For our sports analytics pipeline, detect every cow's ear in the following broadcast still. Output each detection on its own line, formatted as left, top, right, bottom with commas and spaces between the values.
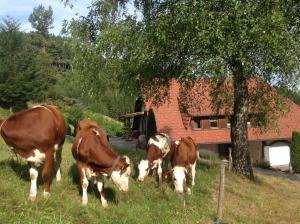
122, 155, 130, 165
184, 168, 189, 176
184, 168, 191, 181
120, 161, 131, 176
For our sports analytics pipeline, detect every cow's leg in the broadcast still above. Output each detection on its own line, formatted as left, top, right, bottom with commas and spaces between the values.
185, 169, 192, 195
96, 176, 108, 208
42, 150, 54, 198
28, 166, 38, 201
79, 166, 89, 206
191, 162, 196, 186
157, 162, 162, 185
55, 147, 62, 182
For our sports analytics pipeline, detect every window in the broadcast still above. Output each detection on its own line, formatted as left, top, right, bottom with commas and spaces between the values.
193, 116, 225, 129
194, 119, 201, 129
209, 119, 218, 129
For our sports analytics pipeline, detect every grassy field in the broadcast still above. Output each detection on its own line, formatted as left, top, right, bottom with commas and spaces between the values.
0, 139, 218, 224
0, 138, 300, 223
221, 172, 300, 223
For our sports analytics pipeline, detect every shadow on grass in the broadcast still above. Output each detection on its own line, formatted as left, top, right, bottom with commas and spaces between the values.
0, 160, 28, 180
0, 159, 50, 186
132, 162, 139, 180
68, 163, 118, 204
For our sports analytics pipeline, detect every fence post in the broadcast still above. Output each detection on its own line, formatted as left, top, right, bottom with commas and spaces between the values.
217, 160, 227, 221
228, 147, 232, 172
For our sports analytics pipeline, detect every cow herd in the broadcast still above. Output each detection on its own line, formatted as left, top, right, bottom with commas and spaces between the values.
0, 104, 198, 208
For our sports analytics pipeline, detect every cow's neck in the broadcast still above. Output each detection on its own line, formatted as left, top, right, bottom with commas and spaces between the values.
90, 156, 123, 176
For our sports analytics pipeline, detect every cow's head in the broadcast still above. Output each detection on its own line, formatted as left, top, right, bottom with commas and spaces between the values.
137, 160, 150, 182
111, 156, 131, 192
172, 166, 187, 193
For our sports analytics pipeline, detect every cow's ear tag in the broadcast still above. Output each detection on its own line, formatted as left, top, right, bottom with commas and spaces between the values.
92, 129, 99, 136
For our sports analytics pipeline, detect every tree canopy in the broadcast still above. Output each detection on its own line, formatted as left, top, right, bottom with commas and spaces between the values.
61, 0, 300, 177
103, 0, 300, 178
29, 4, 54, 37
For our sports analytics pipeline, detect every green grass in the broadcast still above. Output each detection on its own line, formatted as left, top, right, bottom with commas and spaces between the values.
0, 139, 218, 224
1, 104, 124, 137
82, 110, 124, 137
0, 107, 10, 118
1, 138, 300, 224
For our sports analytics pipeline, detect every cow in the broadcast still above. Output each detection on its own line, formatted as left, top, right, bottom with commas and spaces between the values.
138, 133, 171, 184
166, 137, 197, 194
72, 119, 131, 208
0, 105, 66, 201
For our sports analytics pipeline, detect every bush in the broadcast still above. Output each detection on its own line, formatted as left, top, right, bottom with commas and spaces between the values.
257, 161, 270, 169
291, 131, 300, 173
65, 107, 83, 136
12, 101, 28, 112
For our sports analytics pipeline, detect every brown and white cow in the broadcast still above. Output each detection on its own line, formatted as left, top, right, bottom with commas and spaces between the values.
168, 137, 197, 194
0, 105, 66, 201
138, 133, 171, 184
72, 119, 131, 208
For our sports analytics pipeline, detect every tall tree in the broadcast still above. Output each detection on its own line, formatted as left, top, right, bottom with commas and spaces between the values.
28, 4, 54, 37
112, 0, 300, 179
63, 0, 136, 118
0, 17, 35, 110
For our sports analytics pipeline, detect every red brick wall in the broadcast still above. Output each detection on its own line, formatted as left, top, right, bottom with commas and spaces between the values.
146, 80, 300, 144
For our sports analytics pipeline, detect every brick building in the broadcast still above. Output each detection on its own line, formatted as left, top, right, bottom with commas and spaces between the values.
130, 80, 300, 169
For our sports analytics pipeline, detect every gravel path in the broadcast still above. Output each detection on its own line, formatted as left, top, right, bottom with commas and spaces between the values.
254, 167, 300, 182
110, 137, 137, 150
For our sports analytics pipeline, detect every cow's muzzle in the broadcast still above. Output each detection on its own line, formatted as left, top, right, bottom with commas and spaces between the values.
175, 189, 184, 194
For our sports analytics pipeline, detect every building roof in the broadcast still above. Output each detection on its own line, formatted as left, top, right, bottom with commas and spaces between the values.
145, 80, 300, 144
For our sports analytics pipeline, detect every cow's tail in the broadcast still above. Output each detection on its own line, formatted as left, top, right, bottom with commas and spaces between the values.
0, 119, 5, 136
196, 150, 200, 162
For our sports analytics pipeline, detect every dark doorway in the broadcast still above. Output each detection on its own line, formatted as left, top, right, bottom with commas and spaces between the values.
218, 143, 231, 159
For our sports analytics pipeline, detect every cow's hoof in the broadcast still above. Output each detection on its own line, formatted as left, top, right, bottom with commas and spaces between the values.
43, 191, 51, 199
186, 188, 191, 195
56, 176, 61, 182
28, 194, 36, 202
82, 199, 88, 206
102, 201, 108, 208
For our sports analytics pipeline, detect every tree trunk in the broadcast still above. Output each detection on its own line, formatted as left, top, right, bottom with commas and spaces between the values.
231, 66, 254, 180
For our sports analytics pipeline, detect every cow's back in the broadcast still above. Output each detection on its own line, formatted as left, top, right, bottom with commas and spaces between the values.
76, 119, 109, 147
171, 137, 197, 167
1, 105, 65, 152
72, 127, 118, 174
43, 105, 66, 144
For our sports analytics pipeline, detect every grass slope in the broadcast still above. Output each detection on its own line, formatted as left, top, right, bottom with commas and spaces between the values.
221, 172, 300, 223
0, 139, 218, 224
0, 105, 124, 137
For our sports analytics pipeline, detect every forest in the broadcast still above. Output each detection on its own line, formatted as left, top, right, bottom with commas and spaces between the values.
0, 3, 136, 123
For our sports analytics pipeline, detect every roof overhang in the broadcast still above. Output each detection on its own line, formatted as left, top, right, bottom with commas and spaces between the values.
119, 111, 146, 119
